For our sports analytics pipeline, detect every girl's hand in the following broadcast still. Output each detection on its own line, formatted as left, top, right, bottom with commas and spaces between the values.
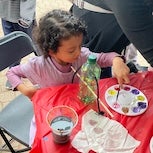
112, 56, 130, 86
16, 83, 39, 99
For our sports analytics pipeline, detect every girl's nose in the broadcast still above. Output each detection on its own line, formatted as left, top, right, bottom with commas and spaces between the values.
75, 49, 81, 58
76, 46, 81, 55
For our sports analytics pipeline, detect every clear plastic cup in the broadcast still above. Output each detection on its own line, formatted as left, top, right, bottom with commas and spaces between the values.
46, 105, 78, 144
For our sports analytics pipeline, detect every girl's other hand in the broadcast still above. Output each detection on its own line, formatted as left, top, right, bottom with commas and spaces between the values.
17, 84, 39, 99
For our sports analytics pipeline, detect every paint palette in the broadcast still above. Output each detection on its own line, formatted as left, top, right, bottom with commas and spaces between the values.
105, 84, 148, 116
150, 137, 153, 153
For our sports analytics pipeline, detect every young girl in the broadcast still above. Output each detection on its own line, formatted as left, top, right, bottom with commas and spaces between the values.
6, 9, 130, 99
6, 9, 130, 146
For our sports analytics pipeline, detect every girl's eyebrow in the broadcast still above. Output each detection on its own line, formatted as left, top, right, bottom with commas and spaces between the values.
67, 46, 75, 50
61, 45, 76, 51
65, 48, 75, 53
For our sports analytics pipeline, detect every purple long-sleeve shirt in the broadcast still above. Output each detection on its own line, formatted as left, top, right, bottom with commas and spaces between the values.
6, 47, 118, 89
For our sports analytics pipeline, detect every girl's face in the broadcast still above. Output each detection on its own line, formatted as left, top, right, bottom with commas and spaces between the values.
49, 34, 83, 65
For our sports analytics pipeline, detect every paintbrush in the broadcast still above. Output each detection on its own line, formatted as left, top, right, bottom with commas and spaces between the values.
116, 85, 120, 102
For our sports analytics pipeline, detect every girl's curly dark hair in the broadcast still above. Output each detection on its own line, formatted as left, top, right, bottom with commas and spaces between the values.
33, 9, 87, 57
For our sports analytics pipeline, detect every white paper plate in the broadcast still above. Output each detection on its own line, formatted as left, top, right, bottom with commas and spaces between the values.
150, 137, 153, 153
105, 84, 148, 116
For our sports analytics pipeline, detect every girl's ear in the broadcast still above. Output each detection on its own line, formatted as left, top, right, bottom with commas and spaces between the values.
48, 49, 55, 57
